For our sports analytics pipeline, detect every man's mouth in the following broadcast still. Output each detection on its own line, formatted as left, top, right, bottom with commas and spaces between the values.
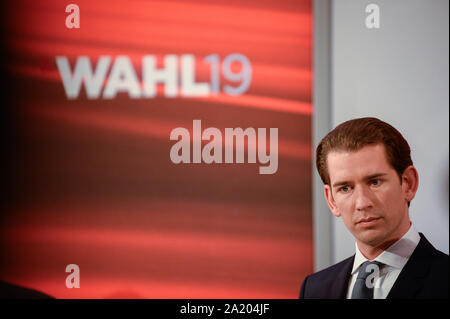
356, 217, 381, 227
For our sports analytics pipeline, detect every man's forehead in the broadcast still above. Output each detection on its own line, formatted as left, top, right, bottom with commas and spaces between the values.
326, 144, 393, 182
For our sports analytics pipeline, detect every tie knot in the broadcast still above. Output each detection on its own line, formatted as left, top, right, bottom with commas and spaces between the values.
351, 260, 384, 299
357, 260, 383, 280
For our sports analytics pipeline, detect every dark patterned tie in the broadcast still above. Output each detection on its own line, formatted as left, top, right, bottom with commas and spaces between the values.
351, 261, 382, 299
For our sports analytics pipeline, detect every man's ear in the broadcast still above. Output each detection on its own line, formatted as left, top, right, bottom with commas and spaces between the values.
324, 185, 341, 217
402, 165, 419, 203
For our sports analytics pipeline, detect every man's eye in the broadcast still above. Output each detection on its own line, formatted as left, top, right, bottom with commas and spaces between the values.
339, 186, 350, 193
371, 179, 381, 186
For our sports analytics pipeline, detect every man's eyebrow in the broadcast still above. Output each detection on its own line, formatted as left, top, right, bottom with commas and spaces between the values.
331, 173, 388, 188
332, 180, 350, 188
364, 173, 388, 181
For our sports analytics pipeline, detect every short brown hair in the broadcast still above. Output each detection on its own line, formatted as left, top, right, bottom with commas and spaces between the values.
316, 117, 413, 185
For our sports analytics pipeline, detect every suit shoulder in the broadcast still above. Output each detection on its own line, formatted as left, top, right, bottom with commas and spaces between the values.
433, 248, 449, 260
419, 234, 449, 268
416, 238, 449, 298
301, 255, 354, 290
307, 255, 354, 282
430, 247, 449, 271
299, 256, 354, 299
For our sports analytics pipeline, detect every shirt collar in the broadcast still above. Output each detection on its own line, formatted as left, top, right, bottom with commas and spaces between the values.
351, 224, 421, 275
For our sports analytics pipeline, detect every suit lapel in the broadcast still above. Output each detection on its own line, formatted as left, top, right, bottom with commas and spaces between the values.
387, 233, 432, 299
330, 255, 354, 299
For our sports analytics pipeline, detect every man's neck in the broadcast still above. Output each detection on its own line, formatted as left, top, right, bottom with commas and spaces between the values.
357, 239, 397, 260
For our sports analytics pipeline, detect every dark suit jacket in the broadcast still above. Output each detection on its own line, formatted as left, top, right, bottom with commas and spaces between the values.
300, 233, 449, 299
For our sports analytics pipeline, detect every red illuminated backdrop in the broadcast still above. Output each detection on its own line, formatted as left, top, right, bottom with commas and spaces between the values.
0, 0, 313, 298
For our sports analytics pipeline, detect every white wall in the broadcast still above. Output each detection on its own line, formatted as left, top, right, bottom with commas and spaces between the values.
324, 0, 449, 264
313, 0, 333, 272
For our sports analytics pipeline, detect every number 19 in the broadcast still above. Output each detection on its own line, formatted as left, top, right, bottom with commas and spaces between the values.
204, 53, 252, 95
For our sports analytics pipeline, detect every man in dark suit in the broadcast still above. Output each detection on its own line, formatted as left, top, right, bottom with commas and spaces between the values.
300, 117, 448, 299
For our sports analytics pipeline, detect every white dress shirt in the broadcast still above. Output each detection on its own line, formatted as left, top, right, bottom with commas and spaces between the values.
346, 224, 421, 299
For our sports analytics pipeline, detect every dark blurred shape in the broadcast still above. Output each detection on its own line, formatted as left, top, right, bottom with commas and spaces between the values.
0, 280, 53, 299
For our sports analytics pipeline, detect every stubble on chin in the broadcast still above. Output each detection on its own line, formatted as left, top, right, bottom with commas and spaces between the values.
354, 227, 386, 248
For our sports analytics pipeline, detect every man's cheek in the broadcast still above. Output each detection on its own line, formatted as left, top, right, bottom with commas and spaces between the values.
342, 215, 354, 230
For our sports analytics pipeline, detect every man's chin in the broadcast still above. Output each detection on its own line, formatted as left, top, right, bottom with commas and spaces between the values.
355, 229, 385, 247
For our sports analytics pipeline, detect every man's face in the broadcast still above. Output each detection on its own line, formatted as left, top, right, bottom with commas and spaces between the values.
324, 144, 417, 249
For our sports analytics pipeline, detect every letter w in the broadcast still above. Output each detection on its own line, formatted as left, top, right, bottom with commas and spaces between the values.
56, 56, 111, 99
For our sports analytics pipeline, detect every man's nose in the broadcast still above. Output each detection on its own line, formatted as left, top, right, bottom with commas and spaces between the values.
354, 185, 374, 211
